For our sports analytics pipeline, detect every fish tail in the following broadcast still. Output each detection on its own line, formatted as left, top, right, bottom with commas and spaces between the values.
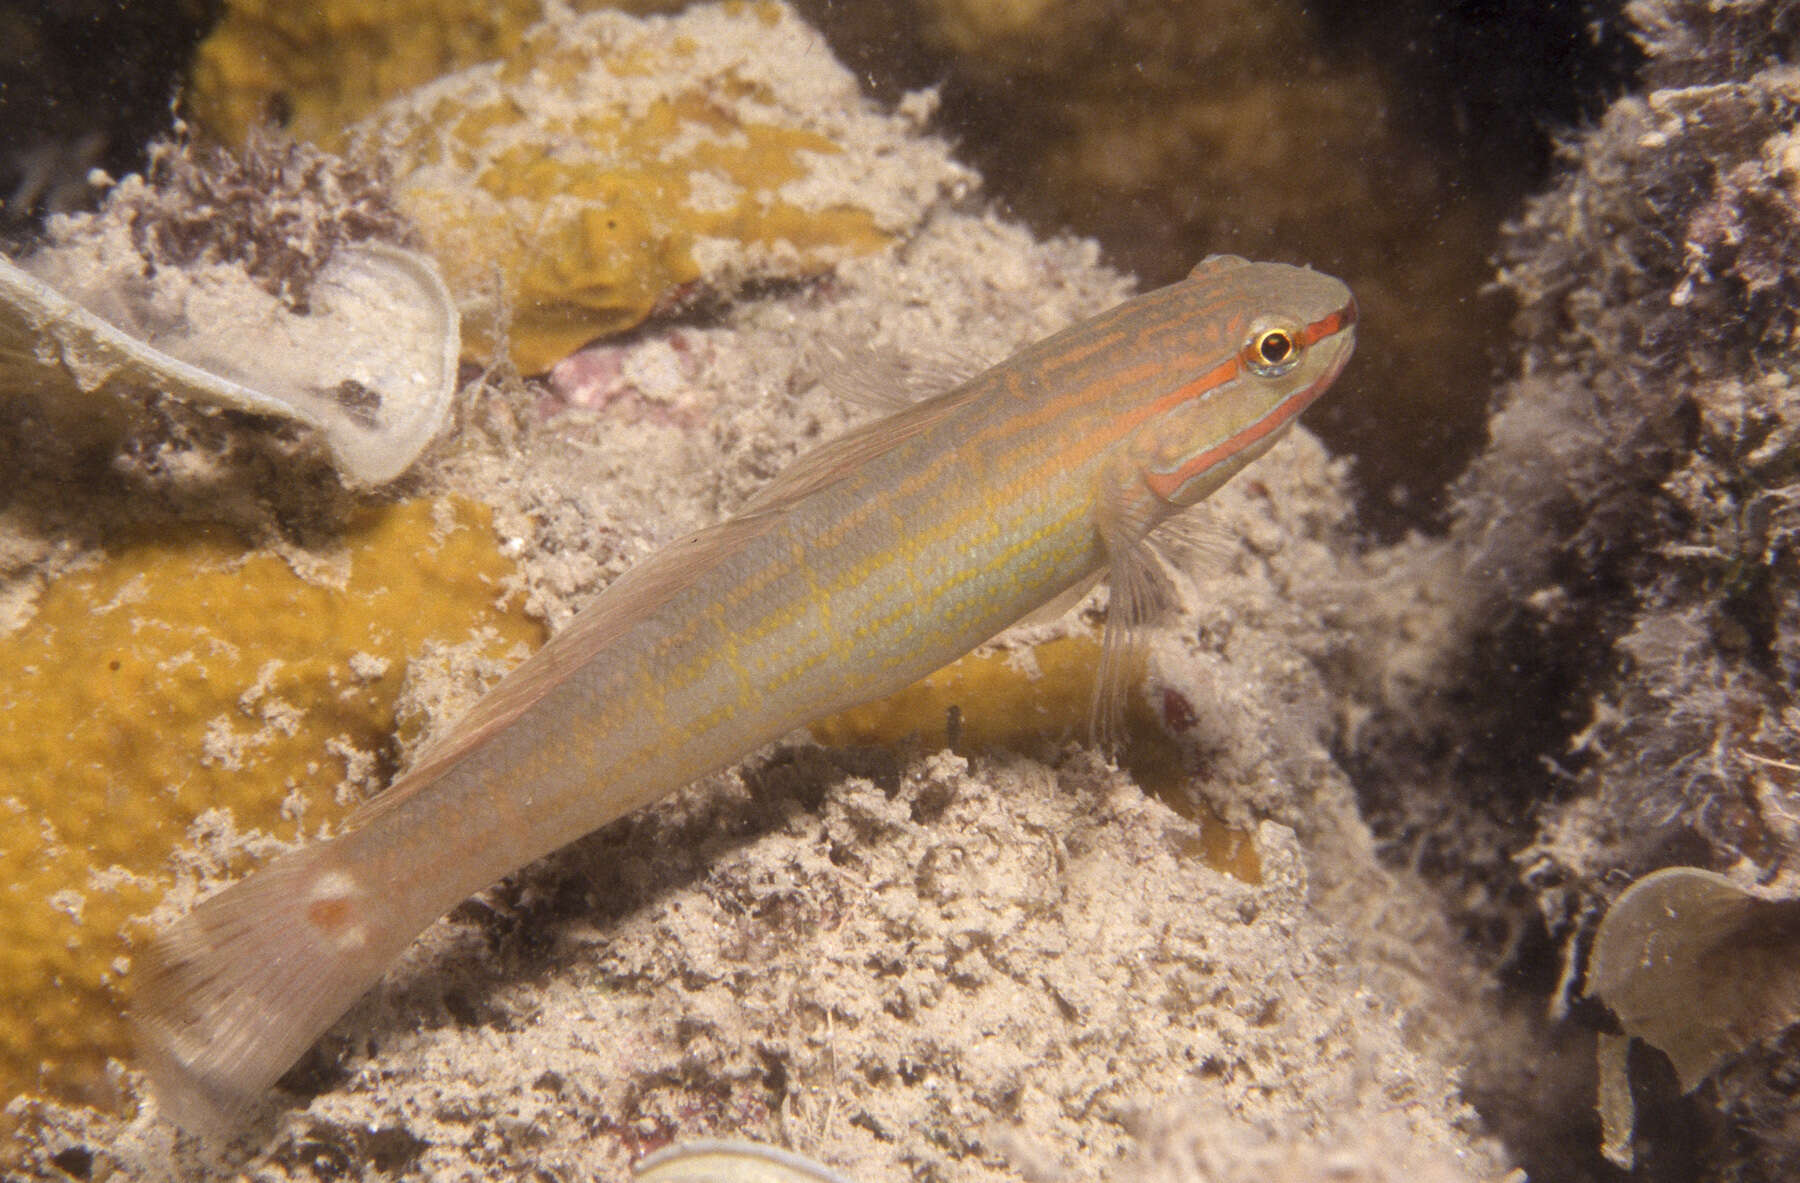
131, 841, 402, 1133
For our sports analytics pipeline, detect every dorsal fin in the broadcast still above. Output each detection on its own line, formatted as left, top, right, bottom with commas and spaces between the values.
741, 381, 985, 515
819, 340, 996, 413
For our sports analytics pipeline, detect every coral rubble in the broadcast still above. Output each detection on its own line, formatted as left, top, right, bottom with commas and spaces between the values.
1339, 0, 1800, 1175
351, 2, 975, 373
5, 3, 1517, 1178
9, 192, 1506, 1177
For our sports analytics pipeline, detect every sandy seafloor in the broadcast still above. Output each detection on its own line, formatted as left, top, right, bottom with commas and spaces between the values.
3, 10, 1520, 1181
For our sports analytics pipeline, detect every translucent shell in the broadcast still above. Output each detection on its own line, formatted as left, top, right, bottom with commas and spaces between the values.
634, 1140, 856, 1183
0, 241, 459, 484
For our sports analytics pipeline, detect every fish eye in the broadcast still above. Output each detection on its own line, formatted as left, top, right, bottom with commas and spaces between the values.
1243, 324, 1301, 377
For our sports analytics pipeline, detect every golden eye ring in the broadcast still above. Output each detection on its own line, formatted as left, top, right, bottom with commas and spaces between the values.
1243, 325, 1301, 377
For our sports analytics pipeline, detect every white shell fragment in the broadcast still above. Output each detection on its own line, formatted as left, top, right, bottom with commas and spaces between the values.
1588, 864, 1800, 1167
633, 1140, 856, 1183
0, 241, 459, 484
1589, 864, 1800, 1093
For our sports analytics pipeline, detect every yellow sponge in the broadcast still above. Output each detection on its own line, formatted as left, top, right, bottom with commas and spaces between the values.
355, 3, 906, 372
0, 497, 542, 1115
186, 0, 682, 147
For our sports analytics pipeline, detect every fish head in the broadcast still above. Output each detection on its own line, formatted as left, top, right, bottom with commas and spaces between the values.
1134, 258, 1356, 509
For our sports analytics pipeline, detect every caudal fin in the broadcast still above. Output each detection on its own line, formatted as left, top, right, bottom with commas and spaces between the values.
131, 843, 402, 1133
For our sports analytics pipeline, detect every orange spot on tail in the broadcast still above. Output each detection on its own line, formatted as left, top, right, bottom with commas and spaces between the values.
307, 897, 354, 932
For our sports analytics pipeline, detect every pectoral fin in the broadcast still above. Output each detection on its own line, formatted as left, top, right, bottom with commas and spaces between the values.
1091, 476, 1166, 752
